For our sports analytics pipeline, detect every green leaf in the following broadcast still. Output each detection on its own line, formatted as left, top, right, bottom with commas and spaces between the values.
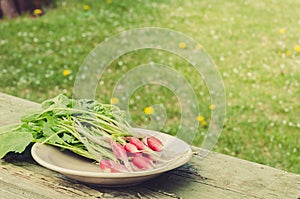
62, 133, 79, 144
41, 94, 74, 109
0, 130, 33, 159
42, 123, 64, 145
20, 109, 43, 122
0, 124, 21, 135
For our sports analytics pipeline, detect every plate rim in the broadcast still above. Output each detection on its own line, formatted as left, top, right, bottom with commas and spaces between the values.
31, 128, 192, 179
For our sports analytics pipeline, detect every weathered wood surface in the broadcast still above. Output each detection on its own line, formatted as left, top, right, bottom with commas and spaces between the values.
0, 92, 299, 199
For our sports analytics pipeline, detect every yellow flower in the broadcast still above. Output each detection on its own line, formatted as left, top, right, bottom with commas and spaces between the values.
197, 116, 205, 122
201, 120, 207, 127
63, 69, 71, 76
110, 97, 119, 104
209, 104, 215, 110
144, 106, 154, 115
194, 44, 202, 50
294, 45, 300, 52
83, 5, 90, 11
33, 9, 43, 15
285, 50, 292, 57
279, 28, 286, 34
179, 42, 186, 49
106, 0, 112, 4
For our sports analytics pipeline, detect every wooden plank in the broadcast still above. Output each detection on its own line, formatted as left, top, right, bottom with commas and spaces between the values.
0, 92, 300, 199
0, 154, 253, 199
0, 93, 39, 126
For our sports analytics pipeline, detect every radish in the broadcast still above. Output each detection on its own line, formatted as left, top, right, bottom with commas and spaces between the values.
147, 136, 164, 151
111, 141, 132, 171
99, 159, 128, 173
129, 137, 146, 150
132, 156, 154, 170
124, 143, 139, 153
111, 141, 127, 160
99, 159, 112, 172
129, 162, 141, 172
109, 161, 128, 172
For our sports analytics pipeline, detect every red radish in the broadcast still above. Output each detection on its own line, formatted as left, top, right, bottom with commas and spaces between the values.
129, 162, 141, 172
147, 136, 164, 151
109, 161, 128, 173
129, 137, 146, 150
111, 141, 127, 160
132, 156, 154, 170
124, 143, 139, 153
99, 159, 112, 172
99, 159, 128, 173
111, 141, 132, 171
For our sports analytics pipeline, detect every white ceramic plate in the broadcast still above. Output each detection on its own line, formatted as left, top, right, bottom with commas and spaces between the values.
31, 128, 192, 187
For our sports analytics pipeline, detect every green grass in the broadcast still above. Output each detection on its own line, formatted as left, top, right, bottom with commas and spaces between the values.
0, 0, 299, 174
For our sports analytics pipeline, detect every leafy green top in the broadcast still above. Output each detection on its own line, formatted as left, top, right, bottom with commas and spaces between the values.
0, 94, 136, 162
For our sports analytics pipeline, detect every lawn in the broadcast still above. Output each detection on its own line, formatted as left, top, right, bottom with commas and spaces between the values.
0, 0, 299, 174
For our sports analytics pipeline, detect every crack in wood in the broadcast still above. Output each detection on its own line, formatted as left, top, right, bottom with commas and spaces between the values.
156, 190, 181, 198
137, 192, 143, 199
142, 184, 181, 199
137, 192, 155, 199
12, 172, 31, 180
172, 163, 209, 181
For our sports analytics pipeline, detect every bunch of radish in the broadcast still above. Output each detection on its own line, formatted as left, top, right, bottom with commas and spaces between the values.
0, 94, 172, 173
100, 136, 165, 172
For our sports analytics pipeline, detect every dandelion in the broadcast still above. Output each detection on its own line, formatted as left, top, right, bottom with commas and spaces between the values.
285, 50, 292, 57
144, 106, 154, 115
33, 9, 43, 15
197, 116, 207, 127
179, 42, 186, 49
110, 97, 119, 104
194, 44, 202, 50
294, 45, 300, 52
83, 5, 90, 11
201, 120, 207, 127
209, 104, 215, 110
63, 69, 71, 76
106, 0, 112, 4
197, 116, 205, 122
279, 28, 286, 34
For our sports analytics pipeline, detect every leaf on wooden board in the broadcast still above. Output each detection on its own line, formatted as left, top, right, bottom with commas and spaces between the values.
0, 130, 33, 159
0, 124, 20, 135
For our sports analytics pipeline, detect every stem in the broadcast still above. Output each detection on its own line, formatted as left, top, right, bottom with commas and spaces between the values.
75, 116, 122, 135
41, 129, 64, 144
75, 120, 117, 161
